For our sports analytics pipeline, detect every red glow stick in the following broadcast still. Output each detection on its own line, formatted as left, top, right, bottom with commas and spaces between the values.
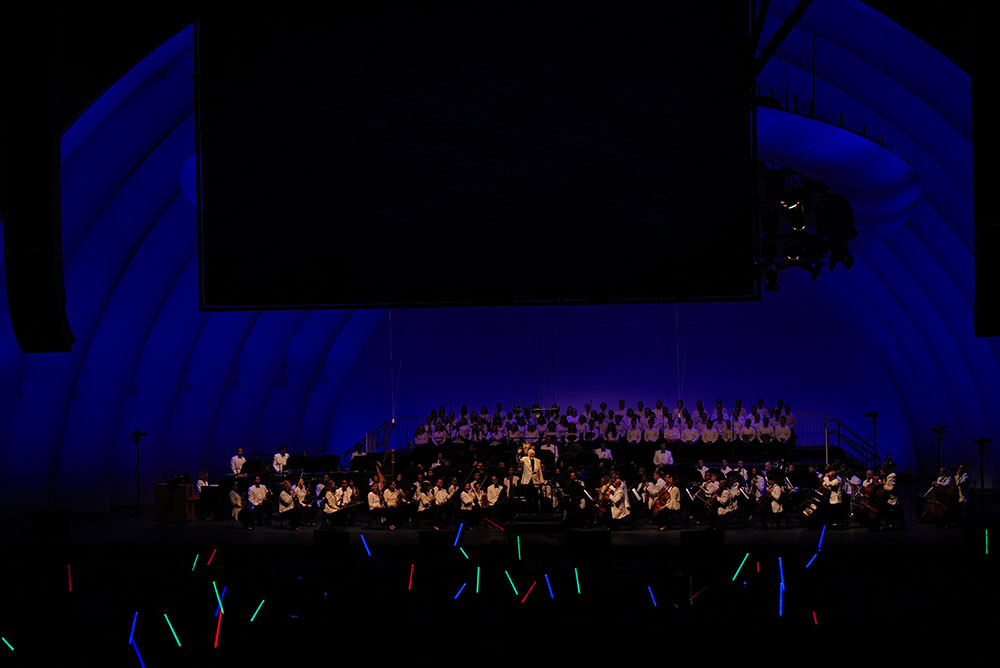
214, 607, 222, 648
689, 585, 709, 601
813, 611, 818, 624
756, 561, 760, 573
67, 564, 72, 592
484, 517, 506, 532
408, 564, 414, 591
521, 581, 536, 604
207, 549, 217, 566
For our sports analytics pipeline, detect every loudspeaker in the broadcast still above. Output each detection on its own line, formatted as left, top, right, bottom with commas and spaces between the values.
1, 12, 74, 352
565, 528, 610, 548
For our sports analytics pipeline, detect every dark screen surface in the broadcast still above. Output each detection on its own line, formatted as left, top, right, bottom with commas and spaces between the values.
196, 1, 755, 309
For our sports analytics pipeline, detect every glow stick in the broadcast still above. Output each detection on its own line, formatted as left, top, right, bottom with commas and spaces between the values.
213, 607, 222, 648
215, 586, 227, 617
2, 638, 13, 651
484, 518, 506, 531
164, 613, 181, 647
212, 581, 224, 615
778, 582, 783, 617
251, 599, 265, 622
505, 570, 519, 596
192, 553, 199, 572
129, 611, 137, 645
67, 564, 72, 592
689, 585, 709, 601
133, 641, 146, 668
805, 553, 818, 569
517, 536, 521, 560
361, 533, 372, 557
545, 574, 554, 599
647, 586, 657, 607
476, 566, 480, 594
408, 564, 414, 591
521, 581, 536, 604
207, 548, 217, 566
459, 547, 469, 560
987, 529, 989, 555
818, 525, 826, 551
575, 568, 581, 594
454, 523, 464, 546
732, 552, 749, 581
813, 611, 818, 624
778, 557, 784, 586
454, 583, 467, 600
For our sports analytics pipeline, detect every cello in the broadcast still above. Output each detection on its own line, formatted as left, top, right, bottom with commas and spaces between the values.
856, 474, 886, 529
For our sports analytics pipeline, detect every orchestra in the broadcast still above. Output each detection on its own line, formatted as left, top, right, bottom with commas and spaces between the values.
200, 399, 974, 538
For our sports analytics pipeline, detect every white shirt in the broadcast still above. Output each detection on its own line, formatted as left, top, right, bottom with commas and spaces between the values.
643, 428, 660, 443
272, 452, 289, 473
230, 455, 246, 475
769, 484, 784, 514
384, 488, 401, 507
229, 490, 243, 519
433, 487, 451, 506
645, 479, 667, 508
368, 490, 384, 509
322, 490, 338, 514
717, 488, 736, 515
609, 485, 629, 520
701, 428, 719, 444
333, 487, 353, 509
541, 442, 559, 461
278, 490, 295, 513
653, 449, 674, 467
662, 427, 681, 442
595, 447, 613, 460
823, 476, 843, 504
487, 483, 504, 506
680, 428, 699, 443
248, 483, 268, 506
197, 479, 210, 494
775, 425, 792, 442
740, 427, 758, 442
292, 484, 309, 505
696, 465, 709, 480
460, 491, 475, 511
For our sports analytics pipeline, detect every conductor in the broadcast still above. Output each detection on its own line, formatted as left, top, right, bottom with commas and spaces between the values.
520, 447, 545, 512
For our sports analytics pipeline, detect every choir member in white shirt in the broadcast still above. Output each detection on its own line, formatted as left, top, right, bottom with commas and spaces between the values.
229, 482, 253, 529
430, 427, 448, 447
413, 426, 430, 446
757, 418, 775, 445
540, 438, 559, 463
653, 399, 664, 418
230, 448, 247, 476
626, 419, 642, 445
643, 422, 660, 445
673, 399, 684, 420
701, 421, 719, 446
272, 445, 290, 474
774, 416, 792, 445
653, 445, 674, 468
739, 419, 758, 444
781, 405, 795, 429
524, 424, 540, 445
680, 420, 700, 445
278, 480, 302, 530
662, 419, 681, 445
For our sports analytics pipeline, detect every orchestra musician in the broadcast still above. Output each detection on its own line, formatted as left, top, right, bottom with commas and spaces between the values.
368, 482, 385, 528
247, 475, 271, 527
822, 467, 844, 526
229, 481, 253, 530
277, 480, 302, 531
292, 478, 313, 527
655, 473, 683, 531
230, 447, 247, 476
383, 480, 403, 531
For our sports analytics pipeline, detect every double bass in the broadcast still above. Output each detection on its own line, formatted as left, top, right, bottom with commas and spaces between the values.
856, 475, 886, 528
920, 471, 958, 525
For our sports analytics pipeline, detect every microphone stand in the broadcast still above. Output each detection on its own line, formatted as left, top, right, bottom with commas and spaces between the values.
931, 426, 948, 473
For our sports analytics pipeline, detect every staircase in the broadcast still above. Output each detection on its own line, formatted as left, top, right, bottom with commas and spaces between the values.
825, 417, 885, 471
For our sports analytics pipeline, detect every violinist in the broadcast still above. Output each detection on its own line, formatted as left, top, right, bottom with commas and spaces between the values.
278, 480, 302, 531
656, 473, 683, 531
760, 473, 784, 530
608, 476, 629, 529
459, 483, 476, 529
384, 480, 402, 531
821, 468, 844, 527
368, 482, 385, 528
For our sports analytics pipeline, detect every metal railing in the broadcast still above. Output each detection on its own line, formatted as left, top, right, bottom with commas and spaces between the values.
339, 416, 423, 460
825, 417, 882, 471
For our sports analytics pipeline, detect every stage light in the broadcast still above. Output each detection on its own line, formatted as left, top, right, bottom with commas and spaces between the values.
164, 613, 181, 647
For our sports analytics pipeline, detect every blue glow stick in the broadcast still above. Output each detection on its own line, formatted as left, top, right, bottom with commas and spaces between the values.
133, 641, 147, 668
361, 533, 372, 557
778, 557, 784, 586
545, 574, 554, 599
778, 582, 783, 617
129, 611, 137, 645
212, 581, 224, 615
805, 553, 818, 569
732, 552, 749, 581
648, 586, 657, 607
454, 583, 467, 600
454, 523, 463, 547
215, 586, 227, 616
818, 525, 826, 551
